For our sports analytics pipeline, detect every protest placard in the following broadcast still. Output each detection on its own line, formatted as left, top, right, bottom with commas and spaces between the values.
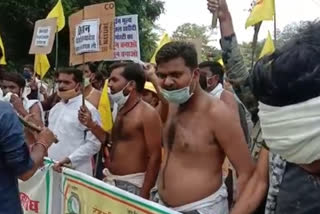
29, 18, 57, 54
19, 160, 53, 214
69, 2, 115, 66
74, 19, 100, 55
18, 159, 179, 214
62, 168, 179, 214
114, 15, 140, 61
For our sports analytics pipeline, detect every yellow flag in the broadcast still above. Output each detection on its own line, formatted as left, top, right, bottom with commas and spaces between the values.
245, 0, 275, 29
0, 33, 6, 65
259, 31, 275, 59
34, 54, 50, 79
47, 0, 65, 32
217, 58, 224, 67
150, 33, 171, 64
98, 80, 113, 132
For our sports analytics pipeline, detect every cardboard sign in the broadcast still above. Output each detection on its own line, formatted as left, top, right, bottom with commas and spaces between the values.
74, 19, 100, 55
114, 15, 140, 61
29, 18, 57, 54
69, 2, 115, 66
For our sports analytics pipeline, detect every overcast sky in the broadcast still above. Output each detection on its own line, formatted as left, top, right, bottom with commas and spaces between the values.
156, 0, 320, 47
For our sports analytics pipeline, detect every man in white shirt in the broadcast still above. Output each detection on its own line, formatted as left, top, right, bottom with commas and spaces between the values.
48, 68, 101, 176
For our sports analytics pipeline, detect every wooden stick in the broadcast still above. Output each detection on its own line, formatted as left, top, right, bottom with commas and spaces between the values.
18, 114, 58, 143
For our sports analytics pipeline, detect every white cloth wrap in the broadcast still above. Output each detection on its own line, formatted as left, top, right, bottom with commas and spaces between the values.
103, 168, 145, 188
258, 96, 320, 164
158, 183, 228, 214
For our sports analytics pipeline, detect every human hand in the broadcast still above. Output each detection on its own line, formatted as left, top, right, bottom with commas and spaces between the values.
53, 158, 71, 173
40, 85, 47, 95
207, 0, 229, 21
78, 105, 94, 128
10, 94, 26, 115
143, 63, 157, 81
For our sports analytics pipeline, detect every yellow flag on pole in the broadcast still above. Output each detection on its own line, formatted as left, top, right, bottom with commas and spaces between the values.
47, 0, 65, 32
150, 33, 171, 64
245, 0, 275, 29
217, 58, 224, 67
0, 33, 6, 65
259, 31, 275, 59
34, 54, 50, 79
98, 80, 113, 132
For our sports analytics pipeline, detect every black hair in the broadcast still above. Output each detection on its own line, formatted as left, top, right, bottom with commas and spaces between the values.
121, 63, 146, 93
251, 20, 320, 107
109, 62, 130, 72
156, 41, 198, 69
87, 62, 98, 73
109, 62, 146, 92
58, 68, 83, 84
1, 72, 26, 88
199, 61, 224, 84
94, 71, 105, 82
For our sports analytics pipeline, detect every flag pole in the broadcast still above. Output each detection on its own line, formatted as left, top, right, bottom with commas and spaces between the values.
273, 0, 277, 46
53, 32, 59, 93
81, 8, 86, 107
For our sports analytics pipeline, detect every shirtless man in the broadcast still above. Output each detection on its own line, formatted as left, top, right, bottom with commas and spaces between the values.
0, 72, 44, 146
147, 41, 254, 213
78, 62, 162, 199
78, 63, 101, 109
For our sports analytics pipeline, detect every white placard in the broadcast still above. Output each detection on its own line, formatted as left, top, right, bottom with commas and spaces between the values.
74, 19, 100, 55
35, 26, 51, 47
114, 15, 140, 61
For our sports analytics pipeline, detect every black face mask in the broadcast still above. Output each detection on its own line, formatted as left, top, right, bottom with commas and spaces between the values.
199, 74, 207, 90
23, 70, 32, 81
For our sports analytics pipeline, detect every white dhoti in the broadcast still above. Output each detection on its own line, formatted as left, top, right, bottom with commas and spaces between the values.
103, 168, 145, 196
156, 184, 229, 214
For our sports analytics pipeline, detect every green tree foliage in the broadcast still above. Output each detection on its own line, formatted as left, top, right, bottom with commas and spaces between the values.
238, 41, 264, 70
172, 23, 221, 62
276, 21, 309, 49
0, 0, 164, 72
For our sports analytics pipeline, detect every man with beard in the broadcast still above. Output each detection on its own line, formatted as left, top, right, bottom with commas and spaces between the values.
48, 68, 101, 176
78, 62, 162, 199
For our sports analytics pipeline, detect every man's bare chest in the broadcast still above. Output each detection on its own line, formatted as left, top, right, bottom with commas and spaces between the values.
163, 115, 216, 152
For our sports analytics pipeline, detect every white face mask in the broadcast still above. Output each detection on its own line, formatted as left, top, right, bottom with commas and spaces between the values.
84, 77, 91, 87
109, 83, 130, 108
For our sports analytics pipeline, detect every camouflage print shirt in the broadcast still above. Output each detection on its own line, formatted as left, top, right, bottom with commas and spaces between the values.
220, 34, 286, 214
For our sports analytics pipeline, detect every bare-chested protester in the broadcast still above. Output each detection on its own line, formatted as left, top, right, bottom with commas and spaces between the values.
145, 42, 254, 214
78, 62, 162, 199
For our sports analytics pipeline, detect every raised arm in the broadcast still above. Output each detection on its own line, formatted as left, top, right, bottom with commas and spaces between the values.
144, 64, 169, 123
208, 0, 259, 119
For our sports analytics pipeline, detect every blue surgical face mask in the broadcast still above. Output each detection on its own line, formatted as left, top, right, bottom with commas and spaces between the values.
161, 73, 195, 104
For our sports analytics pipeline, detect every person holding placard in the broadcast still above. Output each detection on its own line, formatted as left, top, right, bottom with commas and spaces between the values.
78, 62, 162, 199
